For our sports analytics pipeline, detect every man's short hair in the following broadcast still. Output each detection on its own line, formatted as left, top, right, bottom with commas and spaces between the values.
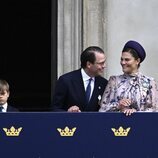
80, 46, 104, 68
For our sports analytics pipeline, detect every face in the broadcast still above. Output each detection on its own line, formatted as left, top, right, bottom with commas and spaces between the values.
0, 90, 9, 105
87, 52, 106, 77
120, 52, 140, 74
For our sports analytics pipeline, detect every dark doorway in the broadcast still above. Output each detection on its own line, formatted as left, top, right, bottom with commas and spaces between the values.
1, 0, 57, 111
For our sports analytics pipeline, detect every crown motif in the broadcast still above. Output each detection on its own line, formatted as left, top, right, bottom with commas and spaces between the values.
57, 126, 76, 136
3, 126, 22, 136
111, 126, 130, 136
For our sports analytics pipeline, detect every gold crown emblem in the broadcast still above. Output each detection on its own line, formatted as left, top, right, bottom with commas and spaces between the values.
57, 126, 76, 136
111, 126, 130, 136
3, 126, 22, 136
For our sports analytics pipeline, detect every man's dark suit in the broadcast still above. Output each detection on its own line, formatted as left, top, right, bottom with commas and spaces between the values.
52, 69, 108, 111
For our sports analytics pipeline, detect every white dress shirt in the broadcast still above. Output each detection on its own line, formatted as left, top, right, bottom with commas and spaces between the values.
0, 102, 8, 112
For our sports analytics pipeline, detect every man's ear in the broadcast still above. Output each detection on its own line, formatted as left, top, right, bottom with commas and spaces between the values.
86, 61, 92, 68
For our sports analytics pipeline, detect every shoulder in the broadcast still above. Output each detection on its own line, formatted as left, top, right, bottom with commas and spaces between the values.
56, 69, 82, 85
138, 73, 158, 89
139, 73, 155, 82
140, 74, 158, 89
108, 75, 123, 81
107, 75, 125, 86
59, 69, 81, 79
7, 105, 19, 112
96, 75, 108, 84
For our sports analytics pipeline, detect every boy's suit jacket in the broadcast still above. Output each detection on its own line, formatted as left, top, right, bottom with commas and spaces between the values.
7, 105, 19, 112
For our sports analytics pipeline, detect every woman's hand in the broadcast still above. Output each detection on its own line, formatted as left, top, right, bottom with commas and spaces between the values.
118, 99, 132, 109
122, 108, 137, 116
118, 99, 137, 116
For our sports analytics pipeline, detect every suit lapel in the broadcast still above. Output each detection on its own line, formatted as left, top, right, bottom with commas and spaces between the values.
88, 77, 101, 105
71, 70, 86, 107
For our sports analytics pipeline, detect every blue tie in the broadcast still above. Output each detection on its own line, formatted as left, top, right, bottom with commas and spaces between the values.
86, 78, 92, 103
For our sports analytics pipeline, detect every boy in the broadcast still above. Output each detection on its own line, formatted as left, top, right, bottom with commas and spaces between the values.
0, 79, 18, 112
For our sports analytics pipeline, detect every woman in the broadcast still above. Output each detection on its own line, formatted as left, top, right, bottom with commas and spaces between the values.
99, 40, 158, 115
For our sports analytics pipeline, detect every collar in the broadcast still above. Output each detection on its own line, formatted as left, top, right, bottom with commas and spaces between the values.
124, 71, 141, 78
81, 68, 95, 82
0, 102, 8, 112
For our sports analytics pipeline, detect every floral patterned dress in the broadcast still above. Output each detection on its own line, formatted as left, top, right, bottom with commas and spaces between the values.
99, 72, 158, 112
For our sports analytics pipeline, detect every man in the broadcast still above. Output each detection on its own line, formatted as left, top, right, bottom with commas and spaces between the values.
52, 46, 108, 112
0, 79, 18, 112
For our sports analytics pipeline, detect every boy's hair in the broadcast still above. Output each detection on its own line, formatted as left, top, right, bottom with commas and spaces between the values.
0, 79, 10, 93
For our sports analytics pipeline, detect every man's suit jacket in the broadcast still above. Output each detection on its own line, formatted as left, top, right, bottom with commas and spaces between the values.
52, 69, 108, 111
7, 105, 19, 112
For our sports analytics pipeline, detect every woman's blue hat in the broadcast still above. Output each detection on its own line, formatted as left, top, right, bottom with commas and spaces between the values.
123, 40, 146, 62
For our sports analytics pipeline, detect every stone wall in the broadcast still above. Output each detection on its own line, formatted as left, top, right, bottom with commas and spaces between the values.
58, 0, 158, 81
